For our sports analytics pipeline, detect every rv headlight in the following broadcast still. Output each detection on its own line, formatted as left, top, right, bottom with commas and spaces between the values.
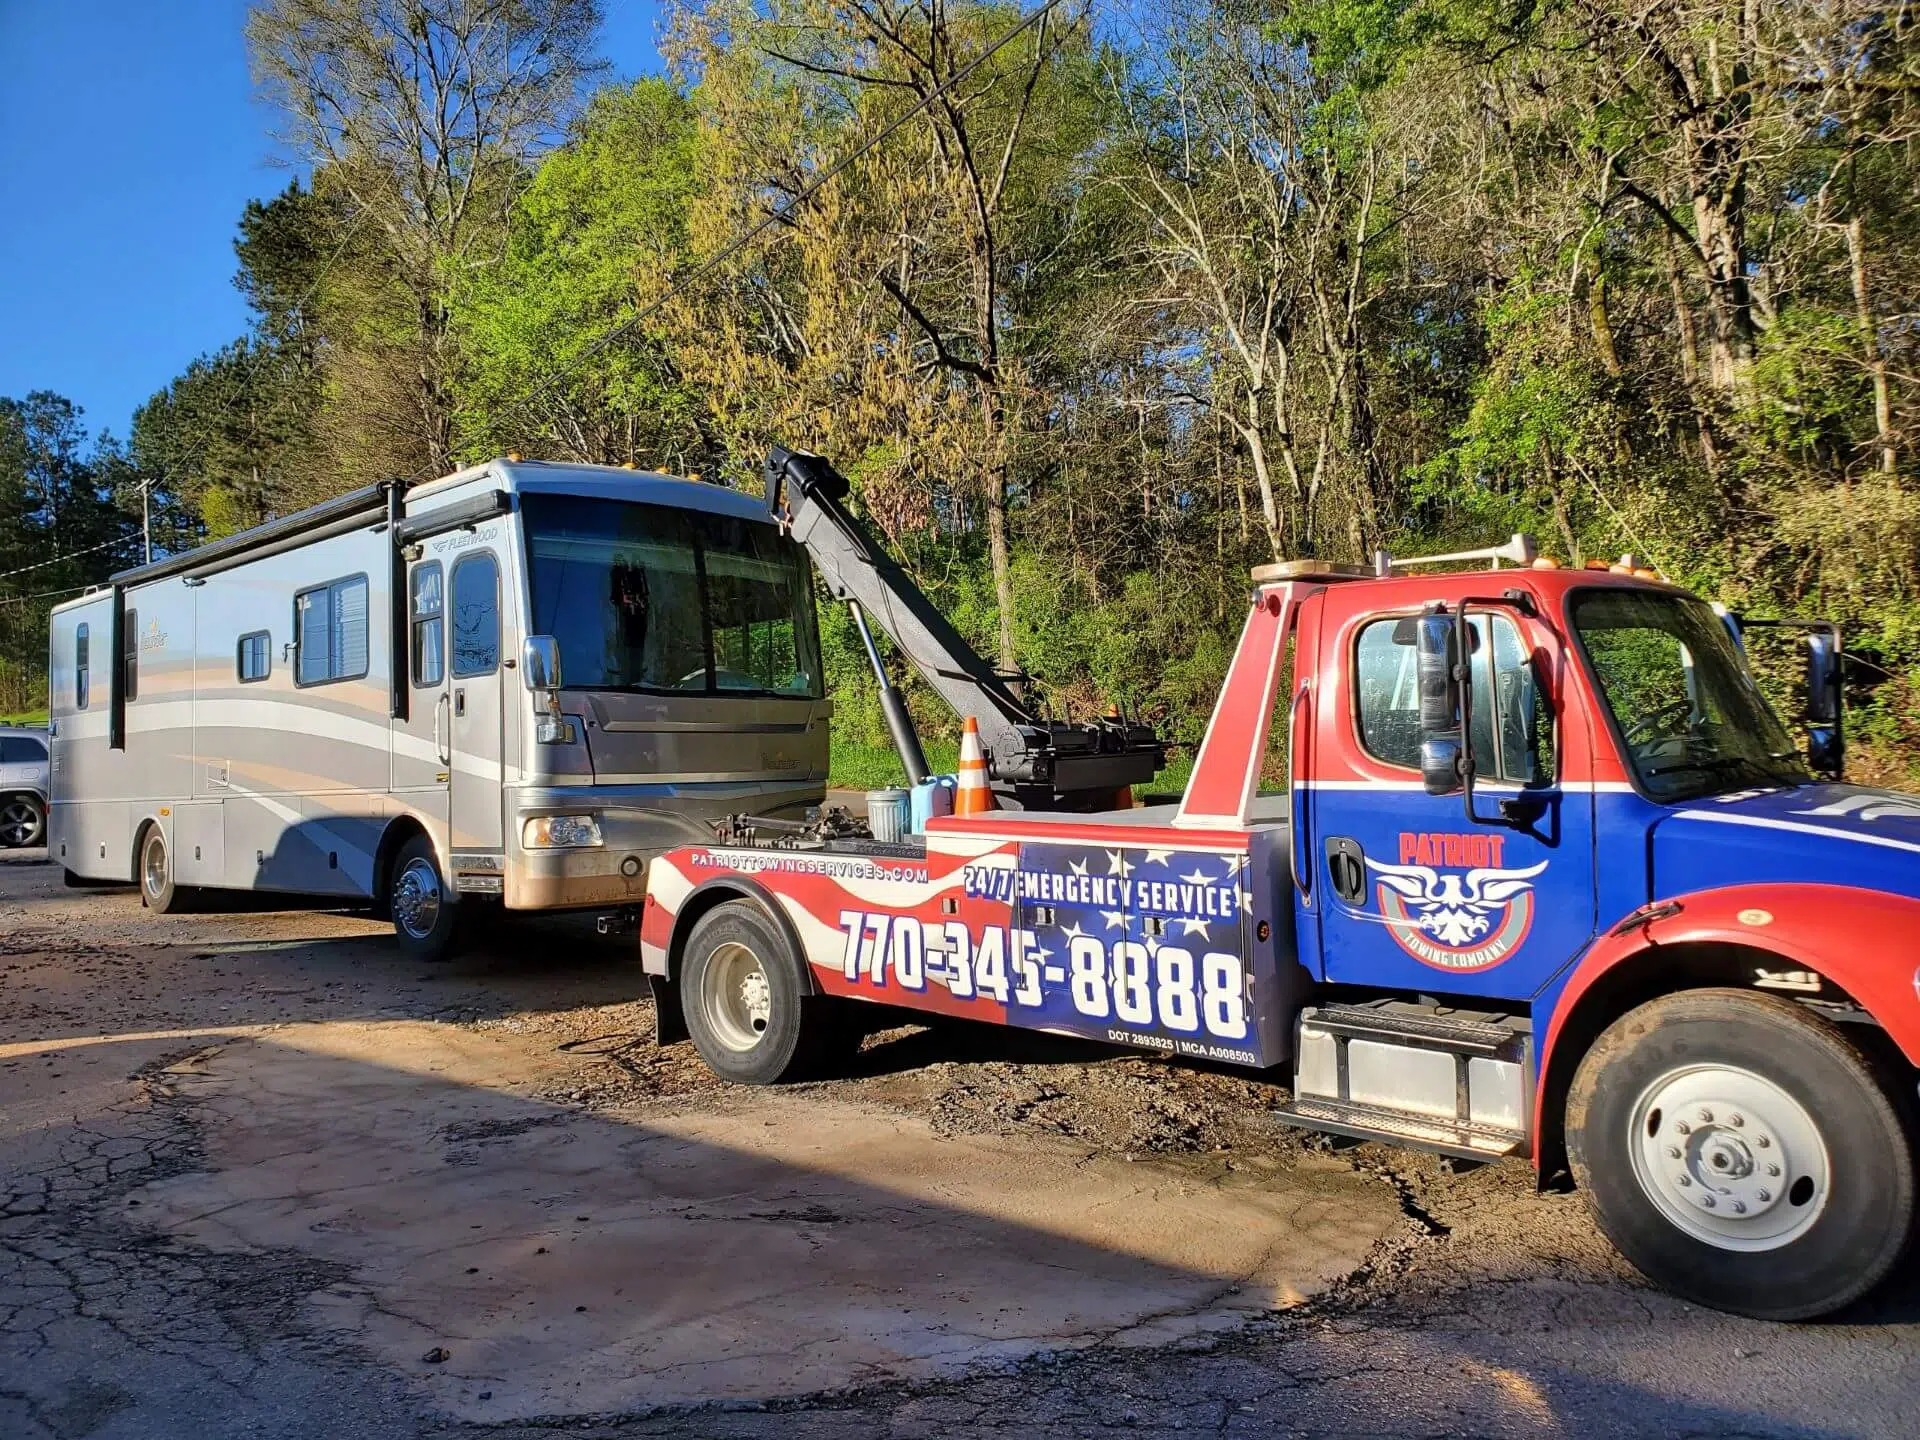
522, 814, 603, 849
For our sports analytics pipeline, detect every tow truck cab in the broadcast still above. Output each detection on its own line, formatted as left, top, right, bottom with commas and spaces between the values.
642, 553, 1920, 1321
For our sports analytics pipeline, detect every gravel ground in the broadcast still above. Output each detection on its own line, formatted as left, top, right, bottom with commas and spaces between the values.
2, 846, 1918, 1438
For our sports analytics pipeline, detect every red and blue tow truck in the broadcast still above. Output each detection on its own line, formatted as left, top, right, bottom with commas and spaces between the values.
636, 450, 1920, 1321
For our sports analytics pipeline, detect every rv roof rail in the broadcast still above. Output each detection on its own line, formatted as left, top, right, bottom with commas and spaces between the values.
1370, 534, 1538, 577
109, 483, 392, 588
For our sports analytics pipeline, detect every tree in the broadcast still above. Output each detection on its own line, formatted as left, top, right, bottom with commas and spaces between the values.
447, 79, 711, 467
0, 395, 139, 713
248, 0, 607, 480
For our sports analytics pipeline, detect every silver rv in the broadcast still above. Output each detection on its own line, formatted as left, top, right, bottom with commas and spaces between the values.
46, 459, 829, 957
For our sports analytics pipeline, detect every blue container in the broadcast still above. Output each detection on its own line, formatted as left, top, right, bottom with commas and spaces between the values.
909, 775, 957, 834
867, 788, 911, 843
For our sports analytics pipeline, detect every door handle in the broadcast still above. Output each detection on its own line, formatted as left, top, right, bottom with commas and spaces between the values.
454, 688, 466, 718
1325, 836, 1366, 905
434, 693, 451, 765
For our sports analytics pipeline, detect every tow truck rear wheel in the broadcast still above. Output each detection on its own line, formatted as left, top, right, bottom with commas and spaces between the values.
681, 900, 852, 1085
1568, 988, 1914, 1320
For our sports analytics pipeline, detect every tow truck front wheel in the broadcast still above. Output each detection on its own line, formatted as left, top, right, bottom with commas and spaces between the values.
1569, 989, 1914, 1320
681, 901, 852, 1085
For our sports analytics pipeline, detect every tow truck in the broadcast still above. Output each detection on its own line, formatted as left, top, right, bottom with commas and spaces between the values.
637, 453, 1920, 1320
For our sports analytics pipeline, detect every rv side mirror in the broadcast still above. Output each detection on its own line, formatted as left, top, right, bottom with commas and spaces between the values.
523, 635, 562, 694
1415, 610, 1463, 797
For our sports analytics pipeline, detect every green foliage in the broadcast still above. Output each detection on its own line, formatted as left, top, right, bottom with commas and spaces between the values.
449, 80, 710, 468
0, 394, 139, 711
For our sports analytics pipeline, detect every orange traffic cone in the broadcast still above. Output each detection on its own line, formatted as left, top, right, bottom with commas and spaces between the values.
955, 716, 996, 816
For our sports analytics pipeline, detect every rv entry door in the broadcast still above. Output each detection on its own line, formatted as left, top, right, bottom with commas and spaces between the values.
447, 547, 507, 886
395, 557, 452, 853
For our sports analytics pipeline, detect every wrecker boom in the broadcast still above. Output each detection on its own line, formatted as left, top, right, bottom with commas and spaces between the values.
765, 446, 1162, 808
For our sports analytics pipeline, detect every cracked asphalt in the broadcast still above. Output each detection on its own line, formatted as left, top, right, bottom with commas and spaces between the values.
3, 846, 1918, 1438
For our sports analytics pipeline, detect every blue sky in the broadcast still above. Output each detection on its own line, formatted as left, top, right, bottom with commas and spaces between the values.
0, 1, 666, 448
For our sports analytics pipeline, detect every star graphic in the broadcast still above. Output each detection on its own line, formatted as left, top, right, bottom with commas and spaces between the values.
1176, 916, 1212, 938
1106, 849, 1134, 877
1068, 858, 1089, 878
1100, 909, 1126, 930
1180, 866, 1213, 887
1143, 848, 1174, 865
1221, 855, 1244, 879
1061, 921, 1086, 941
1027, 944, 1054, 966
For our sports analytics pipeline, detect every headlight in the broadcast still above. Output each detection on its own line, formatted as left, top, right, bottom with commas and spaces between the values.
522, 814, 603, 849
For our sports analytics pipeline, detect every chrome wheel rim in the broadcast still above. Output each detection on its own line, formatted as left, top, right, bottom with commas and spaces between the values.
699, 941, 773, 1053
142, 832, 168, 898
392, 857, 443, 940
1628, 1063, 1830, 1252
0, 800, 38, 847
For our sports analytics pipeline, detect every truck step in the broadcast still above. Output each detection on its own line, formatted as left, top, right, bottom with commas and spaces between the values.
1305, 1003, 1519, 1056
1272, 1096, 1523, 1162
1283, 1003, 1532, 1162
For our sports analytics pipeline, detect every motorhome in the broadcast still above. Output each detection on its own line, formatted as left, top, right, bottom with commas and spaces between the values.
45, 459, 829, 957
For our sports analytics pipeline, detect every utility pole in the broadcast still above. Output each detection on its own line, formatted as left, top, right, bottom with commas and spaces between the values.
142, 482, 151, 564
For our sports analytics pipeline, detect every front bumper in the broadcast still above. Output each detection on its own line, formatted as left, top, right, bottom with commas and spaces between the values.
504, 781, 823, 910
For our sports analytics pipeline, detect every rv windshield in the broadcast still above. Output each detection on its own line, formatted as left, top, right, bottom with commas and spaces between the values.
521, 494, 823, 699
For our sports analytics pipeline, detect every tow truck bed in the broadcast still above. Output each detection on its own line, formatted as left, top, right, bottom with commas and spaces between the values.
641, 801, 1306, 1069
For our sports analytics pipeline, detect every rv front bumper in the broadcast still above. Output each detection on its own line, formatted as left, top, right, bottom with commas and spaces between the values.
504, 782, 824, 910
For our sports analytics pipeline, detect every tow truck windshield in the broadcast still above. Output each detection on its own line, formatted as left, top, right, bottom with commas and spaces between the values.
1571, 588, 1808, 802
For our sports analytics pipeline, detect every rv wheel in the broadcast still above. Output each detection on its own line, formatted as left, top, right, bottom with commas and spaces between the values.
680, 900, 855, 1084
389, 834, 462, 961
139, 825, 198, 913
1568, 988, 1915, 1320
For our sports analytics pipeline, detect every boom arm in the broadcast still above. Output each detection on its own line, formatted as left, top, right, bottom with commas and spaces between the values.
766, 447, 1163, 809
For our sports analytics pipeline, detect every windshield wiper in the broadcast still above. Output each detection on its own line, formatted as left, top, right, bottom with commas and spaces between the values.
1647, 754, 1794, 781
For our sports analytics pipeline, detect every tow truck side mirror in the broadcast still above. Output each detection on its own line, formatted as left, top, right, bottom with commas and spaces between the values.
1805, 627, 1844, 778
1415, 611, 1464, 796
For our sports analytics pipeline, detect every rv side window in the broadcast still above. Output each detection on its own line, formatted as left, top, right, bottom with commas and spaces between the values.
294, 575, 370, 687
75, 624, 89, 709
450, 553, 499, 678
123, 608, 139, 702
237, 631, 271, 683
411, 563, 444, 688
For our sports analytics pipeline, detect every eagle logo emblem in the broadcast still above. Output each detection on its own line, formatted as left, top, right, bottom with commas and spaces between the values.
1365, 857, 1548, 971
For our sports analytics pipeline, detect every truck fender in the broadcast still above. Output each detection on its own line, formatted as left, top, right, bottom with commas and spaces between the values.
1535, 882, 1920, 1165
640, 866, 820, 998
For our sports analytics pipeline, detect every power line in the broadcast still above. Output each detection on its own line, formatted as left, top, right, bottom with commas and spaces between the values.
0, 536, 131, 585
0, 582, 93, 609
433, 0, 1071, 478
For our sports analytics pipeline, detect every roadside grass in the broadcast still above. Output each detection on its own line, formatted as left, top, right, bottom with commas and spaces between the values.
1, 710, 48, 727
830, 737, 961, 791
831, 733, 1195, 803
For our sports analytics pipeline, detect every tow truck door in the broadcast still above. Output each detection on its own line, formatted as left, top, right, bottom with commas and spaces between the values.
1306, 600, 1598, 999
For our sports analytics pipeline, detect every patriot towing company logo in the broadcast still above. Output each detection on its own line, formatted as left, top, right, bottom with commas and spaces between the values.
1366, 832, 1546, 972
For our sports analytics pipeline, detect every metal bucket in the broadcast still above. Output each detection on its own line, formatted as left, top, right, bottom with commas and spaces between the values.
866, 788, 911, 843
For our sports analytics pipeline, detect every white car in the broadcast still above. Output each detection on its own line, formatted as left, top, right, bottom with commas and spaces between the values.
0, 726, 49, 848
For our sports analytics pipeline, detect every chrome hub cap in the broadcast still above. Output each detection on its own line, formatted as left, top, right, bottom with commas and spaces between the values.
0, 800, 39, 847
1630, 1064, 1829, 1251
700, 941, 773, 1053
392, 857, 443, 940
143, 835, 168, 897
